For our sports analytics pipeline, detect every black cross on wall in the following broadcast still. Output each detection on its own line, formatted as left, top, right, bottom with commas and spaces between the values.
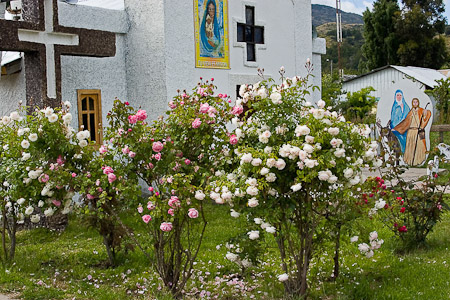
237, 6, 264, 62
0, 0, 116, 109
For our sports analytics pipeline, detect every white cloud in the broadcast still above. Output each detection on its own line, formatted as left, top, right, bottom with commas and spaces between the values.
311, 0, 371, 15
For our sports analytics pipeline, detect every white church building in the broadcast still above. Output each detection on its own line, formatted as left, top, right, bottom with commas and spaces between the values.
0, 0, 325, 144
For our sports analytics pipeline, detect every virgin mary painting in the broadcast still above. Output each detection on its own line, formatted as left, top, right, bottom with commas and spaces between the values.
390, 90, 410, 153
200, 0, 222, 57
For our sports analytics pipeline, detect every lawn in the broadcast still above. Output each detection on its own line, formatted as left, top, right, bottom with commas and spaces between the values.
1, 198, 450, 300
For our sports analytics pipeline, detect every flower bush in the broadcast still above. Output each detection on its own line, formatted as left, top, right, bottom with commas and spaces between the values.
0, 103, 80, 263
104, 81, 233, 298
211, 66, 377, 297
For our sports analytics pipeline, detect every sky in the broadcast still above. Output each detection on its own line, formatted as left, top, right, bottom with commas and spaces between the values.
311, 0, 450, 21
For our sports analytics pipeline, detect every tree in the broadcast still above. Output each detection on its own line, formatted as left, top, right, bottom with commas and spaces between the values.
426, 78, 450, 123
396, 0, 448, 69
337, 87, 377, 124
361, 0, 401, 71
321, 73, 343, 109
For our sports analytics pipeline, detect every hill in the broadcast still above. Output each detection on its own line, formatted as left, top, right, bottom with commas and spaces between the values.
312, 4, 363, 27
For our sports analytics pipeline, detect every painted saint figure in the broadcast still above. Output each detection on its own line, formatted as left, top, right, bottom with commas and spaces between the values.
200, 0, 222, 57
393, 98, 431, 166
390, 90, 410, 153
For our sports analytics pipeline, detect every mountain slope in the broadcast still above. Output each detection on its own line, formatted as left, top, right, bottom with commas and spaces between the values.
312, 4, 363, 27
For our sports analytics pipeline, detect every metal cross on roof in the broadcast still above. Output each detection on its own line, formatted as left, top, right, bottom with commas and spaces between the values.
0, 0, 116, 108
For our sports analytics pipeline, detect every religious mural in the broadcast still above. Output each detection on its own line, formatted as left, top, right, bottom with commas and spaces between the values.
376, 81, 433, 166
194, 0, 230, 69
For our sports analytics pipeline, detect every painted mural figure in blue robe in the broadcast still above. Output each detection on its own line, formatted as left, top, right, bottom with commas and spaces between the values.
200, 0, 222, 57
390, 89, 410, 153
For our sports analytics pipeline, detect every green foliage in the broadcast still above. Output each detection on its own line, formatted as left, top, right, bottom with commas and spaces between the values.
321, 73, 343, 109
361, 0, 447, 70
425, 78, 450, 124
337, 86, 377, 124
361, 0, 400, 71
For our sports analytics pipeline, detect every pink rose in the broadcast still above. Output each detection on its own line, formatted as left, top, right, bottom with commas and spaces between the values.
152, 141, 164, 153
96, 179, 101, 186
148, 187, 154, 192
188, 208, 199, 219
148, 163, 154, 169
229, 134, 238, 145
160, 222, 173, 232
168, 196, 181, 208
136, 109, 148, 121
122, 146, 130, 154
103, 166, 114, 175
231, 106, 244, 115
99, 145, 108, 154
142, 215, 152, 224
71, 173, 77, 178
208, 107, 217, 118
129, 151, 136, 158
137, 206, 144, 214
147, 201, 155, 210
192, 118, 202, 129
185, 159, 191, 165
124, 101, 129, 106
128, 115, 138, 124
154, 153, 162, 161
86, 194, 96, 200
168, 101, 177, 109
39, 174, 50, 183
199, 103, 210, 113
168, 208, 175, 216
107, 173, 117, 183
52, 200, 61, 207
56, 155, 65, 165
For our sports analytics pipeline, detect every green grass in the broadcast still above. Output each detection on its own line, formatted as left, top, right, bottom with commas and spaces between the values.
1, 202, 450, 299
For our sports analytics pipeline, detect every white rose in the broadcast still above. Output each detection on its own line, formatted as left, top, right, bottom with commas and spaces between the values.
270, 92, 282, 104
373, 158, 383, 168
221, 191, 233, 201
260, 167, 269, 176
358, 243, 370, 253
349, 176, 360, 186
317, 99, 326, 108
248, 198, 259, 207
44, 208, 55, 217
375, 199, 386, 210
215, 197, 225, 204
234, 188, 245, 197
17, 198, 25, 205
275, 159, 286, 170
365, 250, 374, 258
64, 101, 72, 109
330, 138, 342, 148
258, 87, 268, 99
30, 214, 41, 224
25, 206, 34, 215
21, 140, 30, 149
21, 152, 31, 161
318, 171, 331, 181
226, 252, 239, 262
305, 135, 315, 144
210, 191, 220, 201
295, 125, 310, 136
266, 173, 276, 182
369, 231, 378, 242
303, 143, 314, 154
266, 158, 276, 168
17, 128, 25, 136
62, 113, 72, 124
334, 148, 346, 158
29, 133, 38, 142
241, 153, 253, 164
277, 273, 289, 282
245, 178, 257, 186
48, 113, 58, 123
38, 200, 45, 208
251, 158, 262, 166
78, 140, 88, 148
230, 210, 240, 218
241, 259, 252, 268
268, 188, 277, 196
328, 175, 338, 184
364, 149, 376, 160
246, 186, 259, 196
291, 183, 302, 192
266, 226, 276, 233
247, 230, 260, 240
350, 236, 359, 243
44, 107, 54, 117
343, 168, 354, 179
313, 109, 325, 119
264, 146, 272, 154
10, 111, 21, 121
328, 127, 340, 136
254, 218, 263, 225
304, 159, 317, 168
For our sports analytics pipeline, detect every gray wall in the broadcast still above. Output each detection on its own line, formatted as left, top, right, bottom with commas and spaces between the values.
0, 61, 26, 116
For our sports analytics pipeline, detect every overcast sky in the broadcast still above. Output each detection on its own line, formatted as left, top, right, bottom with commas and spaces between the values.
311, 0, 450, 21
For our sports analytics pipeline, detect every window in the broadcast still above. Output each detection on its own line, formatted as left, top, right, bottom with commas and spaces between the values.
77, 89, 102, 144
236, 84, 241, 99
237, 6, 264, 62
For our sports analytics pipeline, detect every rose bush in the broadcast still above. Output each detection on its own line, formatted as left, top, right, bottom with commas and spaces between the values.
211, 66, 377, 297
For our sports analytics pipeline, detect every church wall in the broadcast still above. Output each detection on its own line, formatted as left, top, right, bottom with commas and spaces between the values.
124, 0, 169, 121
61, 34, 128, 130
0, 63, 26, 116
162, 0, 312, 104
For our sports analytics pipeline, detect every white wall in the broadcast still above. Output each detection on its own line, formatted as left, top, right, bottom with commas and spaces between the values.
0, 65, 25, 116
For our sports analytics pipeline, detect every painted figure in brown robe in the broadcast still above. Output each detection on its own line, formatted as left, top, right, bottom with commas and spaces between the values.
393, 98, 431, 166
